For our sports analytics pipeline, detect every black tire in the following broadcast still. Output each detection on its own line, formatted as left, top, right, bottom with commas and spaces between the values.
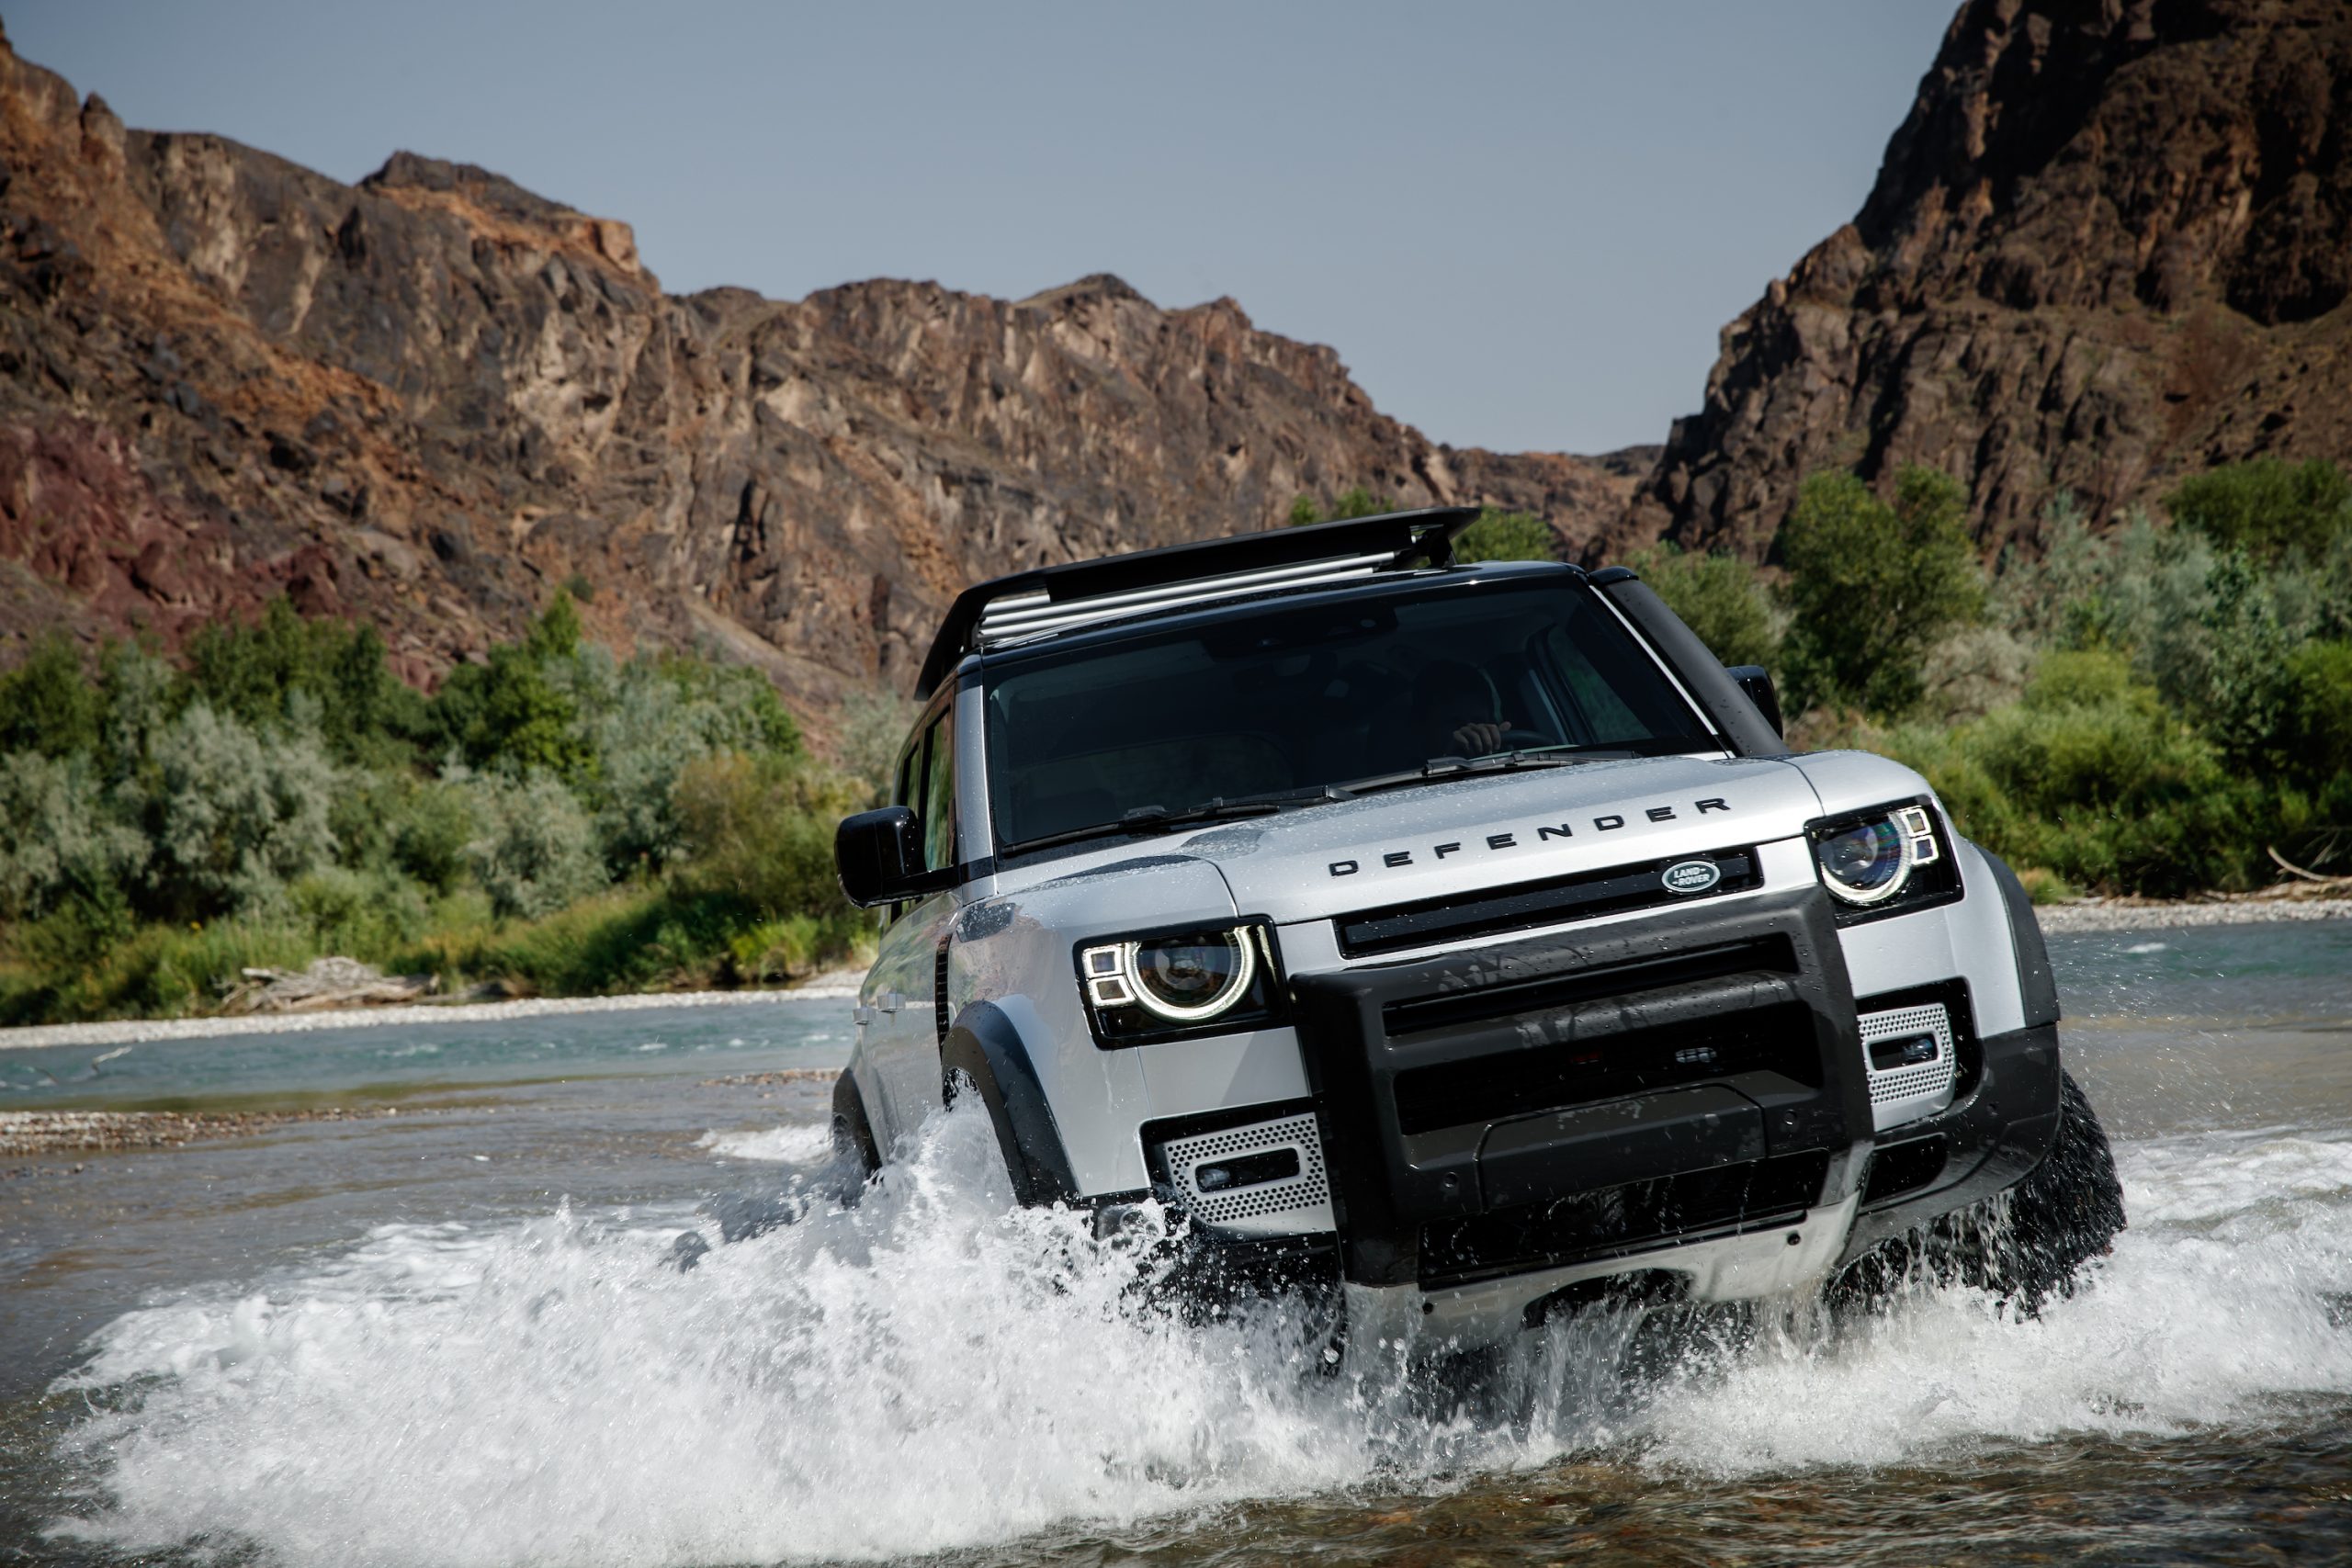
1829, 1070, 2126, 1316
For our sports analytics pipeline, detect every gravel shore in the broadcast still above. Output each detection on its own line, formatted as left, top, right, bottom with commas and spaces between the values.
0, 1107, 401, 1158
2036, 895, 2352, 934
0, 970, 862, 1053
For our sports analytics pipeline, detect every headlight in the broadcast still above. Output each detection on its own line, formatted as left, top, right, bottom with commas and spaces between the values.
1809, 803, 1956, 918
1079, 924, 1283, 1045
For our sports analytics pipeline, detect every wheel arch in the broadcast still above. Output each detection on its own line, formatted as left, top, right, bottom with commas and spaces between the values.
939, 999, 1080, 1206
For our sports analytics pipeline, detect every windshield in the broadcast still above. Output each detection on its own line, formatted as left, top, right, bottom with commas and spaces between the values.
982, 575, 1716, 853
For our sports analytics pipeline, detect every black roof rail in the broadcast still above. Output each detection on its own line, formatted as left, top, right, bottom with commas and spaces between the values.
912, 506, 1485, 698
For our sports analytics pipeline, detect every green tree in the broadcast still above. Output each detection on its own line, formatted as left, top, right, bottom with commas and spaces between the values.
2165, 458, 2352, 564
1453, 509, 1558, 564
1777, 467, 1984, 717
180, 597, 425, 763
0, 633, 101, 758
138, 705, 340, 919
1286, 486, 1392, 526
462, 768, 605, 919
1629, 543, 1779, 668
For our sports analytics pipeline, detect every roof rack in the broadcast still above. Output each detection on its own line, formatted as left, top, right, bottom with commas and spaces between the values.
912, 506, 1484, 698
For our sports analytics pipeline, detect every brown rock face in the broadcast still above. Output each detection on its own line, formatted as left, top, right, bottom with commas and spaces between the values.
0, 31, 1617, 711
1615, 0, 2352, 562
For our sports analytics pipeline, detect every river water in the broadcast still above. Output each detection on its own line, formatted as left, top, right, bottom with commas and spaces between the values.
2, 922, 2348, 1566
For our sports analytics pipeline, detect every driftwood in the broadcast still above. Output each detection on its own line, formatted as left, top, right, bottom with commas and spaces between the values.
2266, 846, 2352, 889
219, 957, 439, 1014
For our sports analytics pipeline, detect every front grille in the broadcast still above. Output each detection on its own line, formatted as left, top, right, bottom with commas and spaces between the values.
1334, 847, 1760, 958
1382, 934, 1796, 1038
1419, 1148, 1832, 1287
1393, 998, 1822, 1136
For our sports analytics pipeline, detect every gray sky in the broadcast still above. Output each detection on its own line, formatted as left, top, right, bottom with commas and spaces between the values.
10, 1, 1953, 457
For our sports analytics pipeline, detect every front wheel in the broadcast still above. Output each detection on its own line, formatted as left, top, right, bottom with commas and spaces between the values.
1830, 1070, 2126, 1316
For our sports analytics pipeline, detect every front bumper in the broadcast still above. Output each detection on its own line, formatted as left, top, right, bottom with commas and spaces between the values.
1291, 887, 1874, 1291
1191, 886, 2070, 1335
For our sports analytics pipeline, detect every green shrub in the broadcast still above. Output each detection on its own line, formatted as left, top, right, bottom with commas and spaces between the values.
1452, 509, 1558, 564
565, 649, 807, 872
672, 752, 860, 919
2282, 640, 2352, 784
390, 779, 476, 893
138, 705, 339, 919
1777, 466, 1984, 718
1881, 651, 2256, 894
0, 633, 100, 758
2165, 457, 2352, 564
1629, 543, 1780, 669
0, 750, 145, 920
1286, 486, 1392, 527
289, 866, 431, 954
833, 685, 920, 809
462, 768, 605, 919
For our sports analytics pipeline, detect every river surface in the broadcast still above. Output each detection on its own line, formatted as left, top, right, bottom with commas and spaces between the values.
2, 923, 2349, 1566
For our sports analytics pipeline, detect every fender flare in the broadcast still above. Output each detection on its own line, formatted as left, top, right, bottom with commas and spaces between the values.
939, 1000, 1079, 1207
1975, 844, 2062, 1031
831, 1068, 882, 1175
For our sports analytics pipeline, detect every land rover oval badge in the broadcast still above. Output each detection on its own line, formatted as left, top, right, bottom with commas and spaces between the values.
1661, 859, 1722, 895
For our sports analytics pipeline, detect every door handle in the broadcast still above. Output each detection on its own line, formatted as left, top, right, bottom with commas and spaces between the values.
853, 1004, 875, 1027
878, 991, 905, 1014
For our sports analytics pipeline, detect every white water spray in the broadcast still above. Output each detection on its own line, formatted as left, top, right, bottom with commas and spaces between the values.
44, 1108, 2352, 1566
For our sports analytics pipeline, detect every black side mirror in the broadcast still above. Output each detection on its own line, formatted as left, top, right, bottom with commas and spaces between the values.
1724, 665, 1783, 738
835, 806, 927, 908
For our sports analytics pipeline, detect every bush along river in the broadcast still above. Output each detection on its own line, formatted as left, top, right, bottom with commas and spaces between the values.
2, 920, 2349, 1566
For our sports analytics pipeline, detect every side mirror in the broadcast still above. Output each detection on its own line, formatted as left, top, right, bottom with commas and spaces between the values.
835, 806, 927, 908
1724, 665, 1783, 738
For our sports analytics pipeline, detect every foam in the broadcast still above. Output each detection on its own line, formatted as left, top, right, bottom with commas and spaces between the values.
42, 1111, 2352, 1565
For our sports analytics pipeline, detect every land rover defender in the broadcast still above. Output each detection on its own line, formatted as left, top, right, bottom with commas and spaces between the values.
830, 507, 2125, 1344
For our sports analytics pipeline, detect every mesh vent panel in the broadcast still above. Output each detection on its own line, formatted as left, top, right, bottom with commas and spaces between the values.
1159, 1112, 1332, 1229
1857, 1001, 1956, 1125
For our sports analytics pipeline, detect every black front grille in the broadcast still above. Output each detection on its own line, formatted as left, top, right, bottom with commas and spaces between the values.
1392, 997, 1823, 1136
1382, 934, 1796, 1038
1334, 848, 1760, 958
1419, 1148, 1832, 1287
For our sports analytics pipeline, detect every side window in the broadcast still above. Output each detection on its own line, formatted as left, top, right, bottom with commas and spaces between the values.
922, 710, 956, 872
895, 737, 921, 811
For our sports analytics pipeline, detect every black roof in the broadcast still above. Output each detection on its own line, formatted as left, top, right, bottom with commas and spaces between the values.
912, 506, 1484, 698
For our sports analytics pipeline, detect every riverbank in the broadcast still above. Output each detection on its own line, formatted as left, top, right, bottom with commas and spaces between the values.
0, 968, 862, 1052
9, 898, 2351, 1050
2035, 891, 2352, 934
0, 1107, 410, 1158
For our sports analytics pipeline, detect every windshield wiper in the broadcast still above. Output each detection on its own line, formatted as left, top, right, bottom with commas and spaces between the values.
1000, 784, 1355, 858
1339, 747, 1640, 797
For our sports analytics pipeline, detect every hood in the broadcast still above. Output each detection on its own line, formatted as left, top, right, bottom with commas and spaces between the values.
1159, 753, 1826, 925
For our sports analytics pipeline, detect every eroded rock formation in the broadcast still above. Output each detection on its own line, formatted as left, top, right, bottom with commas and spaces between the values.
1613, 0, 2352, 562
0, 28, 1619, 711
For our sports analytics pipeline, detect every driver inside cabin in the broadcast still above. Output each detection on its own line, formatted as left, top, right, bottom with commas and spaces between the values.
1408, 659, 1518, 761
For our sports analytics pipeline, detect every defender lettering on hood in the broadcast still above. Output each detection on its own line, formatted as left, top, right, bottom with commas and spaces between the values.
1327, 796, 1733, 876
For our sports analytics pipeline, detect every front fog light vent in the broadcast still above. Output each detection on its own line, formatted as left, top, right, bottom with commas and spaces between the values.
1857, 1001, 1958, 1132
1156, 1111, 1334, 1234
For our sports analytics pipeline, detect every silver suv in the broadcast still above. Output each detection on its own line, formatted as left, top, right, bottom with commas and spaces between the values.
831, 508, 2123, 1345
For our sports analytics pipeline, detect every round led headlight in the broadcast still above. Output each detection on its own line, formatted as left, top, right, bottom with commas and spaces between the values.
1083, 929, 1260, 1022
1125, 930, 1257, 1021
1815, 816, 1916, 905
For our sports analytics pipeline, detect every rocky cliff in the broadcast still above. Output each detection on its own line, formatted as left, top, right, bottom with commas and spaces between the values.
1614, 0, 2352, 561
0, 28, 1622, 712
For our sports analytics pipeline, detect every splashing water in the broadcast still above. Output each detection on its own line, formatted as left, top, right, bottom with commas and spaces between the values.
39, 1104, 2352, 1566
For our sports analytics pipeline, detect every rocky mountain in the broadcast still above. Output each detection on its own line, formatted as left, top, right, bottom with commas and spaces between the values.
0, 28, 1624, 715
1612, 0, 2352, 562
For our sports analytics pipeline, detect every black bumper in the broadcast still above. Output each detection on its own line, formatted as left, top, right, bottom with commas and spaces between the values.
1288, 886, 2062, 1290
